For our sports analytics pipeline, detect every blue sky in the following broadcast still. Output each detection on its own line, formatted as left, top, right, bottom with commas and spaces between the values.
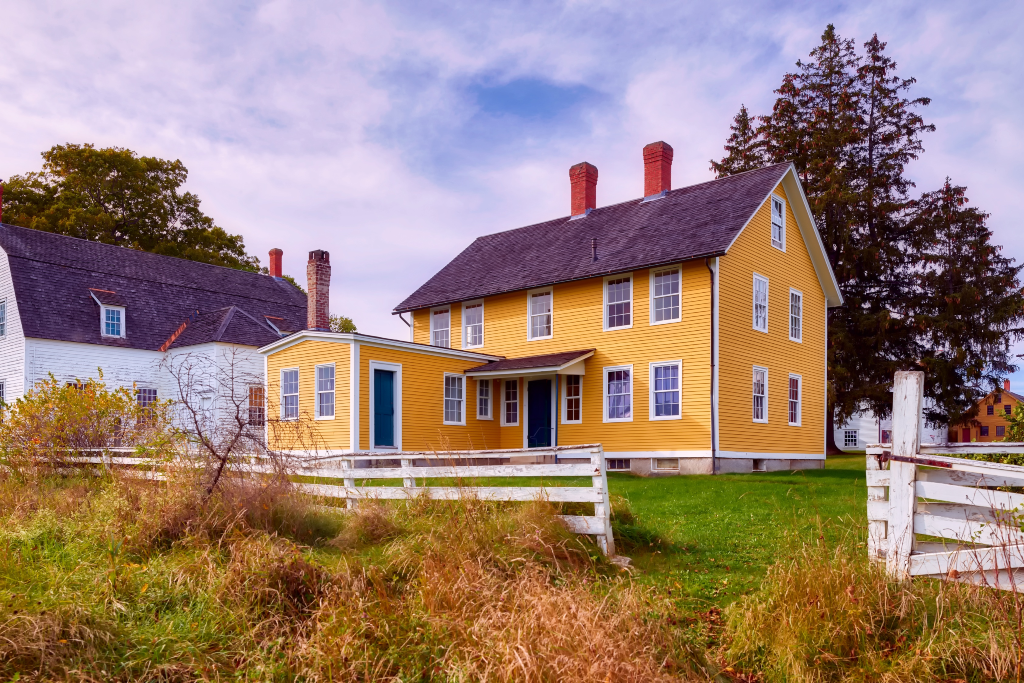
2, 0, 1023, 385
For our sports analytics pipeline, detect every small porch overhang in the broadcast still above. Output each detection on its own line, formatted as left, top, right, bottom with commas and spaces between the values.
464, 349, 595, 378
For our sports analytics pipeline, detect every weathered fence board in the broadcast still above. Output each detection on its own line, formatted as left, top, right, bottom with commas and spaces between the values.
866, 370, 1024, 590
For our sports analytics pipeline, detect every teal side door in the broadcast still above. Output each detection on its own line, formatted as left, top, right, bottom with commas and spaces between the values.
373, 369, 395, 448
527, 379, 552, 448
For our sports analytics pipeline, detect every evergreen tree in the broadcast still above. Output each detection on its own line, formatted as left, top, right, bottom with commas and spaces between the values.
912, 180, 1024, 427
710, 105, 765, 178
2, 144, 259, 271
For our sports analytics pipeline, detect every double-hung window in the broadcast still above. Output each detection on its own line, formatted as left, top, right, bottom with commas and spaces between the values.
431, 308, 451, 348
281, 368, 299, 420
137, 387, 157, 424
789, 289, 802, 342
563, 375, 582, 423
0, 300, 6, 337
102, 306, 125, 338
771, 195, 785, 250
443, 374, 465, 425
502, 379, 519, 426
463, 302, 483, 348
752, 366, 767, 423
1007, 404, 1014, 416
844, 430, 857, 448
651, 268, 680, 324
604, 366, 633, 422
753, 275, 768, 332
650, 361, 681, 420
605, 276, 632, 329
528, 289, 552, 340
987, 405, 994, 415
248, 386, 266, 427
788, 374, 801, 426
316, 364, 335, 418
477, 379, 492, 419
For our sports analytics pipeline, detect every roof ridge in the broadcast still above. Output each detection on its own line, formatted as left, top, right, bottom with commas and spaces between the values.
213, 306, 239, 342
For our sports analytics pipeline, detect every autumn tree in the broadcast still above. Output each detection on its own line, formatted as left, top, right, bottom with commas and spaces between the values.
2, 144, 259, 271
710, 105, 765, 177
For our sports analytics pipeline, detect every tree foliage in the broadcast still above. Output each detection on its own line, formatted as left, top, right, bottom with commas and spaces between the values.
0, 373, 174, 472
329, 314, 357, 333
711, 25, 1021, 437
2, 144, 260, 271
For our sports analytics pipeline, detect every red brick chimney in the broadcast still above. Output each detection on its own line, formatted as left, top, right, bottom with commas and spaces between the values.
268, 248, 283, 278
643, 141, 673, 197
1005, 379, 1011, 392
306, 250, 331, 330
569, 162, 598, 217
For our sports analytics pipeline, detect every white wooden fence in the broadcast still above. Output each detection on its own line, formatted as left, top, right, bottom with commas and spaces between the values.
70, 443, 616, 556
867, 371, 1024, 589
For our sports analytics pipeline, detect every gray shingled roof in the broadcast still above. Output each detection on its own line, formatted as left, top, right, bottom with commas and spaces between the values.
167, 306, 281, 349
465, 349, 594, 374
0, 223, 306, 351
395, 162, 792, 313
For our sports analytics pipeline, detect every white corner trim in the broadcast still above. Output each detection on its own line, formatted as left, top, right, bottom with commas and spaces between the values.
350, 342, 360, 450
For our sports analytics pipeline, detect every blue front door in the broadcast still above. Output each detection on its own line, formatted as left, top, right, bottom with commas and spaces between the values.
374, 369, 395, 448
527, 379, 552, 448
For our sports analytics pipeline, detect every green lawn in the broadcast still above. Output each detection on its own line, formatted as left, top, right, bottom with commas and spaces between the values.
609, 453, 868, 604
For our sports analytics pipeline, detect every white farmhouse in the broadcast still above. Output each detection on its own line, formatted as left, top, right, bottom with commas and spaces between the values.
0, 222, 311, 417
833, 399, 948, 452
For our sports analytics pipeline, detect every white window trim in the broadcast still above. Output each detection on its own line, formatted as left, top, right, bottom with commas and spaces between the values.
788, 373, 802, 426
602, 273, 634, 331
752, 365, 768, 424
314, 362, 336, 420
280, 367, 300, 421
648, 360, 683, 421
461, 299, 485, 350
443, 372, 467, 426
476, 378, 493, 420
501, 378, 519, 426
602, 364, 634, 423
561, 374, 583, 425
368, 360, 403, 451
652, 458, 680, 471
430, 305, 452, 348
770, 193, 786, 252
752, 274, 768, 333
844, 429, 858, 448
649, 266, 682, 325
789, 288, 803, 343
526, 287, 553, 341
100, 304, 127, 338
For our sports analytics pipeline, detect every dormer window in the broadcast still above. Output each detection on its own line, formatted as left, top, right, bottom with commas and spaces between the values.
103, 307, 124, 337
89, 288, 127, 339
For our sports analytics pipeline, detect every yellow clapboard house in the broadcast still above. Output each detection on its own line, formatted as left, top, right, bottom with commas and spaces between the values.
259, 142, 843, 474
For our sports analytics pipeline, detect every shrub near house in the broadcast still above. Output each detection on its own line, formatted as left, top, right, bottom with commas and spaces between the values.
261, 144, 843, 474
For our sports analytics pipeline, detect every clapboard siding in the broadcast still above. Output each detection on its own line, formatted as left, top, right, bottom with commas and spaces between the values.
717, 183, 826, 454
0, 249, 27, 401
412, 261, 712, 453
358, 345, 499, 451
266, 339, 351, 448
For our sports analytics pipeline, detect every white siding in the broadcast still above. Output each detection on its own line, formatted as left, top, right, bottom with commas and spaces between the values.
834, 399, 947, 451
25, 338, 163, 395
0, 249, 27, 401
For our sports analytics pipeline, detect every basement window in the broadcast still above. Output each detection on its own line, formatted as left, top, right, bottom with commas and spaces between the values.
607, 459, 629, 471
653, 458, 678, 471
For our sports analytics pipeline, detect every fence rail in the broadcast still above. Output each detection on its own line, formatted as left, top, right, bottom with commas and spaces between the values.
64, 443, 616, 556
866, 370, 1024, 590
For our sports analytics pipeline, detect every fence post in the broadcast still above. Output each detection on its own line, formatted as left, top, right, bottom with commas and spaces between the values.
887, 370, 923, 579
343, 456, 356, 509
591, 445, 615, 556
401, 457, 415, 490
866, 453, 887, 562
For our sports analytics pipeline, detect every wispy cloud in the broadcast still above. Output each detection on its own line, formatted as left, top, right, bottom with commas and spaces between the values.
1, 0, 1022, 376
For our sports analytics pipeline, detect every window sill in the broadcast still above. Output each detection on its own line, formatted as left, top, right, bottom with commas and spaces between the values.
789, 422, 801, 427
602, 324, 633, 332
527, 335, 553, 342
315, 415, 336, 421
477, 415, 494, 421
752, 327, 768, 334
650, 414, 682, 421
500, 422, 519, 428
788, 336, 802, 343
650, 318, 681, 326
753, 419, 768, 424
442, 421, 466, 427
561, 419, 582, 425
603, 416, 633, 423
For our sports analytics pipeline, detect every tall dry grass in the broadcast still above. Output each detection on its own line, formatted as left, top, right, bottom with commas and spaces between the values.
0, 470, 705, 681
723, 526, 1024, 682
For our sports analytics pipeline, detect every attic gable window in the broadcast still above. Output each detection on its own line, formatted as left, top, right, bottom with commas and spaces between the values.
771, 195, 786, 251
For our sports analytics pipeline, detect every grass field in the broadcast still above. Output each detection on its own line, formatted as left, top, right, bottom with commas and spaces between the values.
611, 453, 867, 604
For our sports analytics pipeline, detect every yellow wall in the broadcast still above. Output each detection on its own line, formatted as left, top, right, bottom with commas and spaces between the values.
951, 391, 1021, 442
265, 339, 351, 449
357, 345, 499, 451
717, 183, 826, 454
412, 262, 712, 453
